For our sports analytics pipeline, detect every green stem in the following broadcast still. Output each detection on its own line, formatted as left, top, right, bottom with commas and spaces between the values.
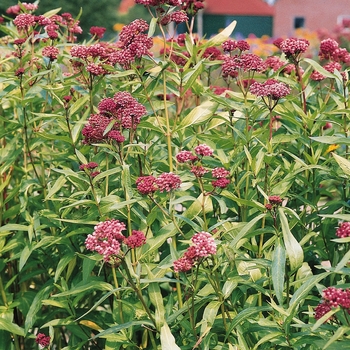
112, 267, 124, 324
163, 70, 173, 172
120, 259, 157, 329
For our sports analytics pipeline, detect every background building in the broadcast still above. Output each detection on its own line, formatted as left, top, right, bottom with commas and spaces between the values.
273, 0, 350, 37
201, 0, 275, 38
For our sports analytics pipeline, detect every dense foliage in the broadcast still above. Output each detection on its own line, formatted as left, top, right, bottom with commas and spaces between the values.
1, 1, 350, 349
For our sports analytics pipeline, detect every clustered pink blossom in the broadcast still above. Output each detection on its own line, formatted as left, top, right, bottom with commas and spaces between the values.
136, 173, 181, 194
42, 46, 59, 61
7, 3, 38, 15
35, 333, 51, 348
13, 13, 36, 29
135, 0, 182, 6
336, 222, 350, 238
116, 19, 153, 67
136, 175, 157, 195
176, 150, 198, 163
180, 0, 205, 15
212, 167, 230, 179
314, 287, 350, 322
222, 39, 250, 53
161, 11, 188, 25
79, 162, 98, 170
155, 172, 182, 192
201, 47, 222, 61
310, 70, 325, 81
124, 230, 147, 248
190, 165, 208, 177
85, 219, 146, 263
250, 79, 291, 100
211, 167, 230, 189
90, 26, 106, 39
264, 56, 286, 72
323, 61, 342, 73
194, 144, 214, 157
265, 195, 283, 211
82, 92, 146, 144
222, 54, 266, 78
279, 38, 310, 60
173, 231, 217, 272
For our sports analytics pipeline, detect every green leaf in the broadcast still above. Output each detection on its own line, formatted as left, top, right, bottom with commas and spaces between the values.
227, 306, 272, 335
0, 318, 25, 336
25, 285, 53, 333
149, 281, 165, 329
271, 238, 286, 305
200, 300, 222, 335
148, 17, 158, 38
182, 60, 204, 96
205, 20, 237, 47
175, 100, 217, 131
322, 326, 350, 349
285, 272, 330, 327
69, 92, 90, 116
332, 153, 350, 176
278, 208, 303, 271
52, 281, 113, 297
335, 249, 350, 272
75, 149, 88, 164
229, 213, 266, 250
55, 253, 76, 282
0, 224, 28, 233
310, 136, 350, 145
160, 322, 181, 350
92, 320, 154, 339
304, 58, 337, 79
139, 223, 177, 260
46, 175, 67, 199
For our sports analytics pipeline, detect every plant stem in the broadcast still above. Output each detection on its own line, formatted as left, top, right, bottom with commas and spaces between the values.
120, 259, 157, 329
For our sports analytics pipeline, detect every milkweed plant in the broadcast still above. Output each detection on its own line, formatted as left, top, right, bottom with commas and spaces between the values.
1, 1, 350, 349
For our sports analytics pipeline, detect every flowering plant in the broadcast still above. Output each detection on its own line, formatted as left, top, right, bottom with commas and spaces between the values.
1, 1, 350, 349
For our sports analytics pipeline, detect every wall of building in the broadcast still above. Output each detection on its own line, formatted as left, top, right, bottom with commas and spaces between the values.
274, 0, 350, 37
202, 15, 273, 38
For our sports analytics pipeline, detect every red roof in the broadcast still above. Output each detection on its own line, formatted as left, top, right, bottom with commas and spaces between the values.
119, 0, 135, 14
204, 0, 275, 16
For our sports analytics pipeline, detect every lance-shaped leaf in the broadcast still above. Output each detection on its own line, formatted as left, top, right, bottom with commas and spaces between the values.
271, 238, 286, 305
278, 208, 303, 272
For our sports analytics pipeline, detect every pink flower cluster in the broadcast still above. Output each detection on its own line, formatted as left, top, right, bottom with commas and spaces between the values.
319, 38, 350, 63
82, 92, 146, 144
336, 222, 350, 238
222, 39, 250, 53
135, 0, 182, 6
35, 333, 51, 348
42, 46, 59, 61
176, 146, 230, 189
173, 232, 217, 272
279, 38, 310, 60
115, 19, 153, 68
7, 3, 38, 15
11, 8, 82, 42
314, 287, 350, 321
211, 167, 230, 188
250, 79, 291, 100
90, 26, 106, 39
161, 11, 188, 26
85, 220, 146, 263
310, 38, 350, 81
222, 54, 266, 78
136, 173, 181, 195
265, 195, 283, 210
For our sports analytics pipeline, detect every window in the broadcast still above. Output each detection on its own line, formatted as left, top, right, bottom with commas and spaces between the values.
294, 17, 305, 29
338, 15, 350, 31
